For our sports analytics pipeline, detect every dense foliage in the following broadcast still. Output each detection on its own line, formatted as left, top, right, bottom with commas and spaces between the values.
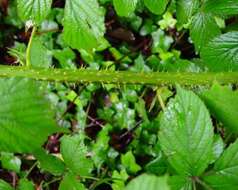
0, 0, 238, 189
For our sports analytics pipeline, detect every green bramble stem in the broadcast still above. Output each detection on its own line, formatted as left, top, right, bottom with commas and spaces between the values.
0, 65, 238, 85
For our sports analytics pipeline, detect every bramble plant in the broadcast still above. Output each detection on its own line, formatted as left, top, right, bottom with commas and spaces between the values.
0, 0, 238, 189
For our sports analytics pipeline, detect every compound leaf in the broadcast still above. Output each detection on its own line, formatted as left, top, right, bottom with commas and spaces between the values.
159, 86, 214, 176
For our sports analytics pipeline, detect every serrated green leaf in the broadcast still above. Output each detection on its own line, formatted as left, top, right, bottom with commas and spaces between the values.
0, 180, 13, 190
59, 173, 86, 190
204, 0, 238, 16
61, 135, 93, 176
201, 83, 238, 133
158, 86, 214, 176
62, 0, 105, 51
203, 139, 238, 189
35, 149, 65, 175
124, 174, 170, 190
17, 179, 34, 190
201, 32, 238, 71
144, 0, 169, 15
30, 37, 52, 68
176, 0, 200, 26
17, 0, 52, 24
0, 78, 65, 153
190, 12, 220, 52
113, 0, 138, 17
121, 151, 141, 174
0, 152, 21, 173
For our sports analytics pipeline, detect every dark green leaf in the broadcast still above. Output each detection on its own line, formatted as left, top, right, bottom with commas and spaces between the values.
190, 12, 220, 52
201, 32, 238, 71
159, 86, 214, 176
201, 83, 238, 133
63, 0, 105, 50
17, 0, 52, 24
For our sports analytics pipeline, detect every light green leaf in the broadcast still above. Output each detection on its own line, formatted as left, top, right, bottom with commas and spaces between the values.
113, 0, 138, 17
0, 180, 13, 190
190, 12, 220, 52
201, 83, 238, 133
121, 151, 141, 174
0, 152, 21, 173
30, 37, 52, 68
210, 135, 224, 164
59, 173, 86, 190
201, 32, 238, 71
125, 174, 170, 190
61, 135, 93, 176
144, 0, 169, 15
0, 78, 65, 153
158, 86, 214, 176
53, 48, 76, 69
17, 0, 52, 24
203, 139, 238, 189
176, 0, 200, 26
204, 0, 238, 16
112, 169, 129, 190
62, 0, 105, 51
17, 179, 34, 190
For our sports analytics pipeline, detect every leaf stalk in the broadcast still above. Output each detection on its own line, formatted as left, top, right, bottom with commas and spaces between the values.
26, 26, 37, 67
